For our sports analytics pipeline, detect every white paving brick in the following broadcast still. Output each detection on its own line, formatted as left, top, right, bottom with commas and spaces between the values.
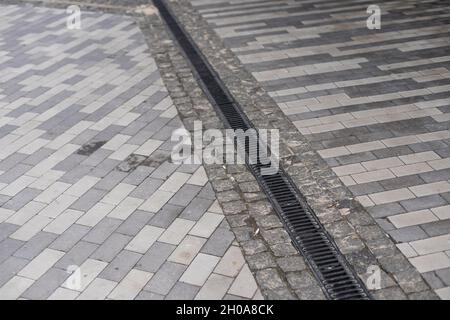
0, 208, 15, 223
168, 235, 207, 265
187, 167, 208, 186
410, 252, 450, 273
47, 288, 79, 300
76, 202, 115, 227
18, 248, 65, 280
0, 175, 36, 196
431, 205, 450, 220
214, 246, 246, 277
189, 212, 224, 238
180, 253, 220, 286
34, 181, 71, 204
108, 197, 143, 220
125, 225, 165, 253
10, 214, 53, 241
409, 181, 450, 197
38, 194, 78, 219
435, 286, 450, 300
139, 190, 174, 213
6, 201, 46, 226
332, 163, 366, 176
102, 134, 131, 151
195, 273, 233, 300
63, 259, 108, 292
410, 234, 450, 255
351, 169, 395, 184
43, 209, 84, 234
77, 278, 117, 300
227, 265, 258, 298
159, 172, 191, 193
0, 276, 34, 300
101, 183, 135, 205
388, 209, 438, 228
134, 139, 163, 156
399, 151, 441, 164
158, 218, 195, 245
109, 144, 139, 161
108, 269, 152, 300
397, 243, 418, 258
64, 176, 100, 197
369, 188, 415, 205
361, 157, 404, 171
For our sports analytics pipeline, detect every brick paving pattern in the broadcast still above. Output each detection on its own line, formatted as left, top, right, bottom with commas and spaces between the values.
0, 4, 262, 300
188, 0, 450, 299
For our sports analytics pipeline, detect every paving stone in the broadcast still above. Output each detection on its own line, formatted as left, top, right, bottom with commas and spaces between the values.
144, 261, 186, 295
137, 242, 176, 273
100, 250, 142, 283
165, 282, 200, 300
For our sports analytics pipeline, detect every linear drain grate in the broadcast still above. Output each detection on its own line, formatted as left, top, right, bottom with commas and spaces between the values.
153, 0, 370, 300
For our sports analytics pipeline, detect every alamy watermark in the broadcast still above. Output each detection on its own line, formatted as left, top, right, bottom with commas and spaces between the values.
171, 121, 280, 176
366, 265, 381, 290
66, 5, 81, 30
367, 5, 381, 30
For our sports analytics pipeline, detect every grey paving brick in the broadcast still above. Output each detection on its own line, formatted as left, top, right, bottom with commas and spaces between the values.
400, 195, 448, 212
180, 197, 214, 221
90, 233, 132, 262
21, 268, 69, 300
50, 224, 91, 252
136, 241, 176, 273
436, 267, 450, 286
135, 290, 164, 300
54, 241, 98, 271
2, 188, 42, 211
130, 177, 164, 199
389, 226, 429, 243
165, 282, 200, 300
368, 203, 406, 218
150, 161, 179, 179
82, 218, 122, 245
421, 220, 450, 238
122, 166, 154, 186
0, 223, 20, 242
70, 188, 108, 211
99, 250, 142, 282
149, 204, 183, 228
0, 238, 24, 264
115, 211, 154, 236
144, 262, 187, 295
201, 227, 235, 257
0, 256, 29, 287
94, 171, 127, 191
13, 232, 58, 260
169, 184, 202, 207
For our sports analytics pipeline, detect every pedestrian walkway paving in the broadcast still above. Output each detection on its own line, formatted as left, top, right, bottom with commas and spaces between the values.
187, 0, 450, 299
0, 4, 262, 300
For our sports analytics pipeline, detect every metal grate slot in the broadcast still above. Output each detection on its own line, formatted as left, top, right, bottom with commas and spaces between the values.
153, 0, 370, 300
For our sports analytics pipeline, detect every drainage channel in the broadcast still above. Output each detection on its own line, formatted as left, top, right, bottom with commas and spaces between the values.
153, 0, 371, 300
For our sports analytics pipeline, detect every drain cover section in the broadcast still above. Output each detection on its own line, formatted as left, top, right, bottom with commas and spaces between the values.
153, 0, 371, 300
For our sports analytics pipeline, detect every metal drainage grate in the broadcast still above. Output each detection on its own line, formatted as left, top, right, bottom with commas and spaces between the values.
153, 0, 371, 300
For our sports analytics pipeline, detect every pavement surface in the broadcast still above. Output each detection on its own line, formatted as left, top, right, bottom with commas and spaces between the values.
185, 0, 450, 299
0, 4, 262, 300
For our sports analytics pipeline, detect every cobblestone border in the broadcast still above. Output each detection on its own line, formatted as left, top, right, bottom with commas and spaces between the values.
153, 0, 439, 300
2, 0, 437, 299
